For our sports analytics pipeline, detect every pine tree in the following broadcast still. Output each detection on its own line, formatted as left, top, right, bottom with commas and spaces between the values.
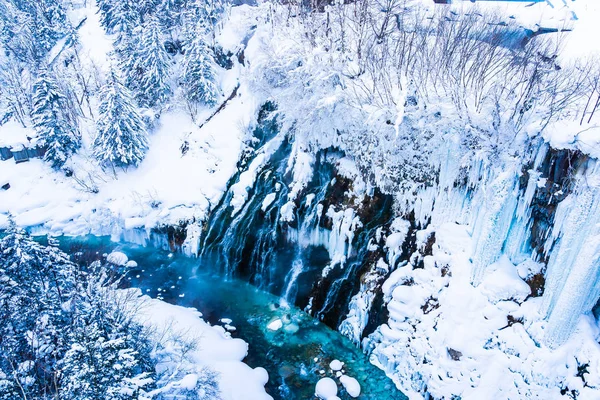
60, 279, 155, 400
93, 71, 148, 168
0, 219, 78, 397
181, 37, 219, 106
32, 71, 81, 168
123, 16, 172, 107
183, 0, 225, 43
0, 0, 70, 63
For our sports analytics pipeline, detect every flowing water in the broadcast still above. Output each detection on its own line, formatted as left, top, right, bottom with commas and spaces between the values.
58, 235, 407, 400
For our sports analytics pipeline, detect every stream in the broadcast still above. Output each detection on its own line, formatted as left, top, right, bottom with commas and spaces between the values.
58, 235, 407, 400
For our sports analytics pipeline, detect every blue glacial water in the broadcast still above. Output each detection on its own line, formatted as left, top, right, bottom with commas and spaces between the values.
57, 235, 407, 400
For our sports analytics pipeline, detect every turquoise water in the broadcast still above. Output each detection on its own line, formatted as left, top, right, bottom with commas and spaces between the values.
58, 235, 407, 400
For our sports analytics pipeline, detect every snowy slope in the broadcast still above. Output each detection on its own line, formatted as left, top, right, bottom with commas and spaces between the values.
0, 3, 262, 239
134, 291, 272, 400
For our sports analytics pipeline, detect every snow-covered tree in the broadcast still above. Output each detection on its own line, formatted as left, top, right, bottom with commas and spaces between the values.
0, 0, 69, 63
182, 0, 226, 43
123, 16, 172, 107
93, 71, 149, 169
60, 274, 155, 400
32, 71, 81, 168
181, 37, 219, 106
0, 219, 78, 398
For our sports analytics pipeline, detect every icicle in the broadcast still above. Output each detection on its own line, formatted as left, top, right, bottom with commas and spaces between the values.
541, 160, 600, 348
339, 258, 389, 345
470, 171, 520, 285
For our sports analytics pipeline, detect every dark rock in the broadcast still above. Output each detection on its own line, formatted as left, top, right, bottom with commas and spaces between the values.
447, 348, 462, 361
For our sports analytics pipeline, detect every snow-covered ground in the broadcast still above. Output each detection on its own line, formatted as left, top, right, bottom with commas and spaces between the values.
132, 291, 272, 400
0, 3, 262, 239
368, 222, 600, 400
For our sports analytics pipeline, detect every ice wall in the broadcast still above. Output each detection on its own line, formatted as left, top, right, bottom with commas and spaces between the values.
399, 140, 600, 347
540, 160, 600, 348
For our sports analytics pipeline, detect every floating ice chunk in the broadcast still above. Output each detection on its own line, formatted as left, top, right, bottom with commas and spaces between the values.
224, 324, 236, 332
125, 260, 138, 268
315, 377, 337, 399
329, 360, 343, 371
283, 323, 299, 334
220, 318, 233, 324
267, 319, 283, 331
107, 251, 128, 266
339, 375, 360, 398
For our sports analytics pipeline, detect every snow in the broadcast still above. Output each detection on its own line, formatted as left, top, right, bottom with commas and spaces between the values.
0, 120, 36, 150
3, 1, 600, 399
261, 193, 276, 211
315, 377, 338, 399
480, 256, 531, 304
339, 375, 360, 398
106, 251, 128, 266
266, 319, 283, 331
368, 222, 600, 400
0, 6, 261, 238
329, 360, 343, 371
133, 290, 272, 400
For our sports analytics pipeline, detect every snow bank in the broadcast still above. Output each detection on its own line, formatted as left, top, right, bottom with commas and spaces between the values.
0, 5, 262, 238
133, 291, 272, 400
369, 222, 600, 400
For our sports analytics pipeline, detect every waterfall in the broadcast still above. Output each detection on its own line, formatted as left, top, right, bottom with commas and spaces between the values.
196, 104, 600, 351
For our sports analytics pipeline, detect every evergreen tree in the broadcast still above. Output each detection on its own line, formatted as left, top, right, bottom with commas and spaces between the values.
93, 71, 149, 168
0, 0, 69, 63
95, 0, 140, 56
32, 71, 81, 168
0, 220, 78, 398
182, 0, 225, 43
181, 37, 219, 106
60, 272, 155, 400
124, 16, 172, 107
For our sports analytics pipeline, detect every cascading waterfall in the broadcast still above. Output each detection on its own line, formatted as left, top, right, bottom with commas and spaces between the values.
196, 107, 600, 352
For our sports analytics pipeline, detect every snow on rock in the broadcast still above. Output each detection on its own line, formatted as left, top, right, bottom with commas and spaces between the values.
253, 367, 269, 385
266, 319, 283, 331
329, 360, 343, 371
280, 201, 296, 222
133, 290, 272, 400
339, 375, 360, 398
315, 377, 338, 399
106, 251, 128, 266
480, 256, 531, 304
385, 218, 410, 269
368, 222, 600, 400
261, 193, 277, 212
